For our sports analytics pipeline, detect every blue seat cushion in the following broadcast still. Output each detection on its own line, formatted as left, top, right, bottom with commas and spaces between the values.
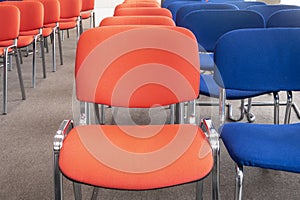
220, 122, 300, 173
200, 74, 270, 99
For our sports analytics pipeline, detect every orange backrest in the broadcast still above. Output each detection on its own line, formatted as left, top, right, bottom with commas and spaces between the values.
75, 26, 200, 107
114, 7, 172, 18
58, 0, 82, 19
34, 0, 60, 25
81, 0, 94, 12
115, 2, 160, 11
2, 1, 44, 32
0, 5, 20, 42
99, 16, 175, 26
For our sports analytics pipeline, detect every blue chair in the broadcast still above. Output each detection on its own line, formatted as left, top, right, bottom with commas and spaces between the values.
167, 1, 204, 21
214, 28, 300, 200
267, 9, 300, 123
225, 1, 266, 10
162, 0, 203, 8
176, 2, 238, 25
179, 10, 269, 122
247, 4, 300, 23
267, 9, 300, 28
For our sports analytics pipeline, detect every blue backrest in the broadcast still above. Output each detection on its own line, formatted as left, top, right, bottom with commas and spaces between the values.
225, 1, 266, 9
247, 4, 300, 23
179, 10, 264, 52
267, 9, 300, 28
162, 0, 203, 8
167, 1, 204, 21
176, 3, 238, 25
214, 28, 300, 91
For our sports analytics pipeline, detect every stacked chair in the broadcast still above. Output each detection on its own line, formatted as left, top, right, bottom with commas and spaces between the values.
53, 0, 220, 200
0, 4, 25, 115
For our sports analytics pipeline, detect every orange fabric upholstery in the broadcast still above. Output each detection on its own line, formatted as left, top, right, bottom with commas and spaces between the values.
58, 0, 81, 23
81, 0, 94, 13
35, 0, 60, 28
99, 16, 175, 26
115, 2, 160, 11
114, 7, 172, 18
59, 124, 213, 189
0, 5, 20, 42
2, 1, 44, 34
75, 26, 200, 107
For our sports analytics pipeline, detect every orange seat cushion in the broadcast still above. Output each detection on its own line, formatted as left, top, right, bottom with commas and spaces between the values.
59, 21, 77, 30
59, 124, 213, 190
81, 12, 91, 19
42, 27, 53, 37
17, 35, 34, 48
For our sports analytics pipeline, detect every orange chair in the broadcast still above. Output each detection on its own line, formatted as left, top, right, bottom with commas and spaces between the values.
3, 1, 44, 88
36, 0, 60, 73
53, 26, 218, 199
80, 0, 95, 30
57, 0, 82, 65
115, 2, 160, 12
114, 7, 173, 18
0, 5, 25, 114
99, 16, 175, 26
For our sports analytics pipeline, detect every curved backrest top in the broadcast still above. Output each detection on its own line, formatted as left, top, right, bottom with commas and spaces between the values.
162, 0, 203, 8
247, 4, 300, 22
115, 2, 160, 10
114, 7, 173, 18
176, 3, 238, 25
181, 10, 264, 51
267, 9, 300, 28
75, 26, 200, 107
0, 5, 20, 41
59, 0, 82, 19
214, 28, 300, 91
32, 0, 60, 25
167, 1, 204, 21
99, 16, 175, 26
2, 1, 44, 32
225, 1, 266, 9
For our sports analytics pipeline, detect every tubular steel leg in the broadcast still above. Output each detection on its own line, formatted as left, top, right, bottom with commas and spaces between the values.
170, 104, 175, 124
227, 99, 245, 122
245, 98, 255, 123
51, 28, 57, 72
15, 50, 26, 100
57, 28, 63, 65
73, 182, 82, 200
219, 88, 226, 125
91, 187, 99, 200
273, 92, 280, 124
195, 181, 203, 200
284, 91, 293, 124
40, 37, 46, 78
32, 37, 37, 88
3, 49, 8, 114
54, 150, 63, 200
188, 100, 196, 124
235, 165, 244, 200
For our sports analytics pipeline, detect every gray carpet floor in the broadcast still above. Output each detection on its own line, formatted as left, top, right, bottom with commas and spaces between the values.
1, 26, 300, 200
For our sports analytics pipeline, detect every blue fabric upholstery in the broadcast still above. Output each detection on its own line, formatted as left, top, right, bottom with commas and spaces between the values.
225, 1, 266, 10
199, 53, 214, 71
200, 74, 270, 100
267, 9, 300, 28
162, 0, 203, 8
214, 28, 300, 91
180, 10, 264, 51
221, 122, 300, 173
176, 3, 238, 26
167, 1, 204, 21
247, 4, 300, 23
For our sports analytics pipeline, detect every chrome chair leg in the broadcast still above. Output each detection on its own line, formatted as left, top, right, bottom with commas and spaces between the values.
273, 92, 280, 124
3, 49, 8, 114
284, 91, 293, 124
40, 37, 46, 78
54, 149, 63, 200
57, 28, 63, 65
195, 180, 203, 200
15, 49, 26, 100
73, 182, 82, 200
32, 36, 38, 88
91, 187, 99, 200
227, 99, 245, 122
170, 104, 175, 124
235, 165, 244, 200
51, 28, 57, 72
187, 100, 196, 124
